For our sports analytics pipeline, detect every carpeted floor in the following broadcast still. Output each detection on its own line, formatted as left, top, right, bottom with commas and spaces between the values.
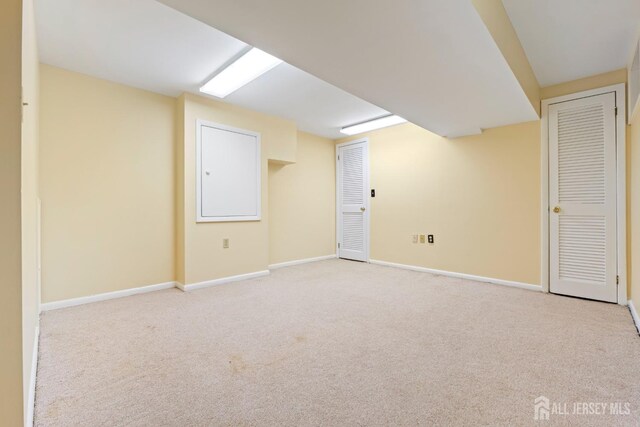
35, 259, 640, 426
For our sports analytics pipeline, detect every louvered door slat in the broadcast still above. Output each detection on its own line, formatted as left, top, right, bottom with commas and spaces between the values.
342, 213, 364, 251
342, 147, 364, 205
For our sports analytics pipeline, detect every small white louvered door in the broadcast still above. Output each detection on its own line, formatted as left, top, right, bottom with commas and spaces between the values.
337, 139, 369, 262
549, 92, 617, 302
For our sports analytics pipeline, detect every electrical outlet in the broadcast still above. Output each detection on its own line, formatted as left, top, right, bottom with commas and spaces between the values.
412, 234, 419, 243
222, 238, 229, 249
419, 234, 426, 244
428, 234, 434, 244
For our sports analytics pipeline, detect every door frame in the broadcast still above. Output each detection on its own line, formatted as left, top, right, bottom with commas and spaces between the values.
336, 138, 370, 262
540, 83, 627, 305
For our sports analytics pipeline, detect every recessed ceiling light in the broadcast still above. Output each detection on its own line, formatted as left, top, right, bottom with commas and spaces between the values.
200, 47, 283, 98
340, 115, 407, 136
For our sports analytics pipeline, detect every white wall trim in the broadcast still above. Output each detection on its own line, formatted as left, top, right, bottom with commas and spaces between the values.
629, 300, 640, 335
269, 254, 336, 270
370, 259, 541, 292
540, 97, 550, 294
40, 281, 177, 311
177, 270, 270, 292
25, 325, 39, 427
540, 84, 627, 304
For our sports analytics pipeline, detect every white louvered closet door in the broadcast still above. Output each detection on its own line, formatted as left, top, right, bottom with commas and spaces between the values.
337, 140, 369, 262
549, 92, 617, 302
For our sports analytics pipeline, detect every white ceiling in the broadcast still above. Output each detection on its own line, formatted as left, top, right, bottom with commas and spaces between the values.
503, 0, 640, 87
35, 0, 388, 139
156, 0, 539, 136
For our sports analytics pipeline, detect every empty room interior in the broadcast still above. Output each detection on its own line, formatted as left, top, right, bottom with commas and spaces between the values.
4, 0, 640, 425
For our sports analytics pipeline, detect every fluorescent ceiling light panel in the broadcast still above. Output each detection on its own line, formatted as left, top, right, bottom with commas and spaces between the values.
340, 115, 407, 136
200, 48, 283, 98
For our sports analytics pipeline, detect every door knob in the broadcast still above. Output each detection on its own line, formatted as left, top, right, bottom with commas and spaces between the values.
553, 206, 561, 213
360, 207, 366, 212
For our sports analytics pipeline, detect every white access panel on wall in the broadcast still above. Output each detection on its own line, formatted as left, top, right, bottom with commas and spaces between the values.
196, 120, 261, 222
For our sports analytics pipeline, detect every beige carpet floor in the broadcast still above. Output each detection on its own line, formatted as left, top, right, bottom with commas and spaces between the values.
35, 259, 640, 426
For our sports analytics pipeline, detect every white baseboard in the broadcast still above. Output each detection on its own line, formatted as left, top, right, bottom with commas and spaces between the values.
628, 300, 640, 335
26, 325, 39, 427
40, 281, 177, 311
269, 254, 337, 270
369, 259, 541, 292
177, 270, 270, 292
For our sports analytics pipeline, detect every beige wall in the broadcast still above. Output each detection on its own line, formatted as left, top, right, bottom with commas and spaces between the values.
540, 69, 627, 100
338, 121, 541, 285
22, 0, 40, 420
39, 65, 176, 302
1, 0, 24, 424
269, 131, 336, 265
38, 69, 336, 297
177, 93, 298, 285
